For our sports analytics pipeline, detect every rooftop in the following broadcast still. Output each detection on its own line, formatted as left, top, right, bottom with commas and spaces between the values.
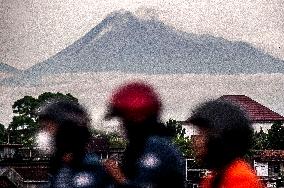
254, 150, 284, 161
220, 95, 284, 122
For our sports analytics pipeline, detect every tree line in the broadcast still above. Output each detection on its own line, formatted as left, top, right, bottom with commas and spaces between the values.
0, 92, 78, 146
252, 121, 284, 150
0, 92, 283, 158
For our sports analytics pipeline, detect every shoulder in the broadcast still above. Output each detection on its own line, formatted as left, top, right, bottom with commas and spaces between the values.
81, 153, 108, 177
226, 159, 257, 177
222, 159, 264, 188
144, 136, 182, 159
141, 136, 184, 168
145, 136, 175, 151
142, 136, 173, 161
83, 153, 101, 166
80, 154, 116, 186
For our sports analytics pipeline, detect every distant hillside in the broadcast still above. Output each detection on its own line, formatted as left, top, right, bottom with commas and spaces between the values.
0, 63, 19, 73
2, 10, 284, 86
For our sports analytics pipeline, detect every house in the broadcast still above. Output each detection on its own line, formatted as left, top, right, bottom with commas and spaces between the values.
88, 137, 125, 162
182, 95, 284, 136
253, 150, 284, 188
0, 167, 23, 188
0, 144, 22, 159
0, 139, 125, 187
0, 161, 50, 188
0, 144, 50, 188
181, 95, 284, 187
220, 95, 284, 133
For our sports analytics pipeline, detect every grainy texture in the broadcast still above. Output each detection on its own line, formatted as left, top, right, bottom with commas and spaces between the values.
0, 1, 283, 132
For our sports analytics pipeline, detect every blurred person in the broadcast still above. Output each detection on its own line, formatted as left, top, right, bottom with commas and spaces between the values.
104, 81, 185, 188
36, 99, 115, 188
186, 99, 264, 188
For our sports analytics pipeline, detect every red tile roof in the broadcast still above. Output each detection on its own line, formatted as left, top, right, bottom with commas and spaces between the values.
14, 167, 49, 181
220, 95, 284, 122
254, 150, 284, 161
0, 177, 17, 188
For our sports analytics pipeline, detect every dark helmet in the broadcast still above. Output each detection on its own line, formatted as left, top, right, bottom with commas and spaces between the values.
37, 99, 90, 128
38, 99, 91, 155
105, 81, 162, 123
186, 99, 253, 169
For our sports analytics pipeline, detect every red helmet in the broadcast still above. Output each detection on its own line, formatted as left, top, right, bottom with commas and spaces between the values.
105, 81, 162, 122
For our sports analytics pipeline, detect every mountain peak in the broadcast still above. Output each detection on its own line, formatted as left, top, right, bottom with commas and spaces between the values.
133, 7, 160, 21
102, 10, 137, 28
100, 9, 163, 30
1, 10, 284, 86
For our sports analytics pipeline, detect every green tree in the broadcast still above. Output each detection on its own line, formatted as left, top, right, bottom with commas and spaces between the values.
12, 96, 38, 118
166, 119, 187, 137
8, 115, 38, 146
91, 129, 127, 149
267, 121, 284, 150
8, 92, 78, 146
165, 119, 193, 157
251, 128, 268, 150
37, 92, 78, 104
107, 132, 127, 149
0, 123, 6, 144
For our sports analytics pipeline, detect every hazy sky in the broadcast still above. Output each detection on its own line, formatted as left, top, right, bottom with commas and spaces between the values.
1, 0, 284, 70
1, 72, 284, 130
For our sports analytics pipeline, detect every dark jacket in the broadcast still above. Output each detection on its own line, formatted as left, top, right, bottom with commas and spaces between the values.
50, 153, 115, 188
121, 135, 185, 188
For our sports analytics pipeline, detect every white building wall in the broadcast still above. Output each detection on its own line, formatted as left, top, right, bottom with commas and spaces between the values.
254, 160, 268, 177
183, 122, 273, 137
182, 125, 199, 138
252, 123, 273, 133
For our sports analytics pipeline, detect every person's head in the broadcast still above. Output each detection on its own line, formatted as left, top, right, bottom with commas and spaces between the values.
186, 99, 253, 170
105, 81, 162, 139
37, 99, 91, 160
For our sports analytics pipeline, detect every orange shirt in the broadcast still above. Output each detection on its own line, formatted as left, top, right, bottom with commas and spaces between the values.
200, 159, 264, 188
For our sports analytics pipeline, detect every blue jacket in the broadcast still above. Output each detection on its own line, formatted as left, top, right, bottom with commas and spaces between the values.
122, 136, 185, 188
50, 153, 115, 188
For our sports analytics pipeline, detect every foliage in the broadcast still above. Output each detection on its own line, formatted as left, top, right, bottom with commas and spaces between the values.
0, 123, 5, 144
251, 121, 284, 151
165, 119, 193, 157
166, 119, 187, 137
91, 129, 127, 149
174, 135, 194, 157
107, 132, 128, 149
251, 128, 269, 150
89, 118, 193, 153
267, 121, 284, 150
12, 96, 38, 118
37, 92, 78, 105
8, 92, 78, 146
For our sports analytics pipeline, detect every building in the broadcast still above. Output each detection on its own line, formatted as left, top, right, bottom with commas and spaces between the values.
220, 95, 284, 133
0, 139, 125, 187
0, 144, 22, 159
0, 144, 50, 188
253, 150, 284, 188
182, 95, 284, 136
88, 137, 125, 161
182, 95, 284, 187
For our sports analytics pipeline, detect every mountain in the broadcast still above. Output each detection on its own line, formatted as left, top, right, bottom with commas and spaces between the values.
2, 10, 284, 85
0, 63, 19, 73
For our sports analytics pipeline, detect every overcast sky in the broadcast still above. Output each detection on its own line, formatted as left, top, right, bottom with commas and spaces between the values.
0, 72, 283, 130
1, 0, 284, 70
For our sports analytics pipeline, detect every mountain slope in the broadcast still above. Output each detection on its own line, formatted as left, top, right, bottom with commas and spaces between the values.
0, 63, 19, 73
2, 11, 284, 85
